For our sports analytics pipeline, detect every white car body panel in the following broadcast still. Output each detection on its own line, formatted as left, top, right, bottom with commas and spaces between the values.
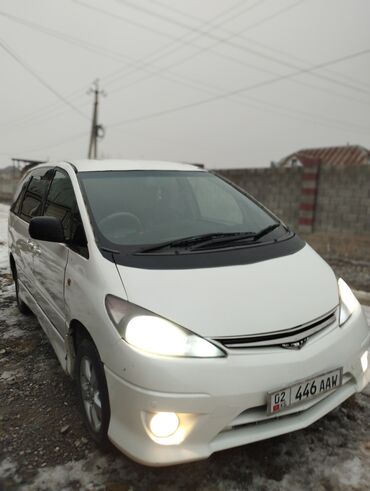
8, 212, 35, 295
7, 159, 370, 466
116, 244, 338, 338
33, 240, 69, 336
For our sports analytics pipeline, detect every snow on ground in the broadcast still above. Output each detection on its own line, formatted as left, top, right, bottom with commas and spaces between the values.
23, 454, 109, 491
0, 368, 24, 383
0, 203, 9, 271
0, 459, 20, 486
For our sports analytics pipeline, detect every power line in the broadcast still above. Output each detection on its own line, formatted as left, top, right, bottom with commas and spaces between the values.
113, 0, 370, 97
0, 7, 367, 141
72, 0, 175, 41
47, 0, 367, 102
241, 36, 370, 91
79, 0, 370, 110
0, 8, 260, 133
0, 5, 257, 124
103, 0, 297, 86
150, 0, 369, 91
0, 37, 88, 120
2, 3, 308, 135
109, 47, 370, 129
1, 4, 368, 145
101, 5, 370, 110
103, 0, 252, 87
71, 0, 254, 91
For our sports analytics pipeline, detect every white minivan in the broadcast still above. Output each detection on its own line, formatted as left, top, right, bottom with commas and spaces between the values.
8, 160, 370, 466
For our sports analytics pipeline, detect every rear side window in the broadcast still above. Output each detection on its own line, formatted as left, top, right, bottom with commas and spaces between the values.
19, 168, 52, 222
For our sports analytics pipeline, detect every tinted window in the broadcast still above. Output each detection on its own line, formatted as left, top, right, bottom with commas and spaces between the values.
79, 170, 277, 247
44, 170, 88, 256
11, 174, 31, 215
19, 168, 52, 222
189, 176, 243, 224
44, 170, 74, 239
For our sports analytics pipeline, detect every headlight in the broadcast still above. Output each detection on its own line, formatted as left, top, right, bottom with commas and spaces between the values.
338, 278, 359, 326
105, 295, 225, 358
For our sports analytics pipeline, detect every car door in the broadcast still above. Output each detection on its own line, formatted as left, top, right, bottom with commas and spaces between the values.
9, 167, 53, 297
33, 168, 76, 337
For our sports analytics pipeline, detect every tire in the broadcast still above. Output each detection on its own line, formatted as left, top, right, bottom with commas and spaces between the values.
76, 338, 111, 446
14, 272, 31, 315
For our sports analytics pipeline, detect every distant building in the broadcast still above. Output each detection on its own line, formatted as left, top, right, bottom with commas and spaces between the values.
275, 144, 370, 168
0, 158, 46, 202
12, 157, 47, 175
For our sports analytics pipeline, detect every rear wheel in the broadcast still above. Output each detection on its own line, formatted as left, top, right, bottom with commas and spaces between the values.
76, 338, 110, 445
13, 269, 31, 315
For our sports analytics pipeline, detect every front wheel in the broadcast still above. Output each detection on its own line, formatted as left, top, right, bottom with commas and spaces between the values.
76, 338, 111, 445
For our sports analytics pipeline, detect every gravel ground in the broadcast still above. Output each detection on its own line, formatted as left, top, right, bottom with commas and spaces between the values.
324, 258, 370, 295
1, 203, 370, 491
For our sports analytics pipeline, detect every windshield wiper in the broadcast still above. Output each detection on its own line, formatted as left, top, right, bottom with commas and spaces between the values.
189, 223, 281, 251
137, 232, 253, 253
137, 224, 282, 254
252, 223, 281, 241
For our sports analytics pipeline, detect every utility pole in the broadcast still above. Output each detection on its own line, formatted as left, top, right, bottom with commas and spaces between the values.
87, 79, 106, 159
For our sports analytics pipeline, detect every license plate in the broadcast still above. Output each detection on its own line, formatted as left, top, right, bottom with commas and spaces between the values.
268, 368, 343, 415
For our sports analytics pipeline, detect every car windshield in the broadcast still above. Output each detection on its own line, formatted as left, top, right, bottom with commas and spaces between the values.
78, 170, 279, 250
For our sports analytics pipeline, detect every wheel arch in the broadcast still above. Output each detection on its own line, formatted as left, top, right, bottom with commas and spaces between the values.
9, 253, 16, 279
67, 319, 97, 377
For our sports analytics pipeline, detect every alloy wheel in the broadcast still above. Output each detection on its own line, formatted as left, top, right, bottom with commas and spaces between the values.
79, 356, 102, 433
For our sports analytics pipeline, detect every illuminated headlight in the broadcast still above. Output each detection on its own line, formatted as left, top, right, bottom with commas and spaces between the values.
338, 278, 359, 326
105, 295, 225, 358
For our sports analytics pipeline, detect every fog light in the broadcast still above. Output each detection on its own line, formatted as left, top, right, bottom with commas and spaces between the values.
149, 412, 180, 438
361, 351, 368, 373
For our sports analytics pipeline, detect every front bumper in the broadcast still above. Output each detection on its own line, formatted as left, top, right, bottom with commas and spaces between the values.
104, 306, 370, 466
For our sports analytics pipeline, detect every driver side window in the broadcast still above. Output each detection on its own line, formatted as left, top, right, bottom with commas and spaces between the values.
44, 170, 88, 257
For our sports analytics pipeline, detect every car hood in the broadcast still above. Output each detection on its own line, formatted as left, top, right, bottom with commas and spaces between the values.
115, 244, 338, 338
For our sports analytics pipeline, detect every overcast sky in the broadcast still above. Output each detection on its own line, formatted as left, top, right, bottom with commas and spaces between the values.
0, 0, 369, 169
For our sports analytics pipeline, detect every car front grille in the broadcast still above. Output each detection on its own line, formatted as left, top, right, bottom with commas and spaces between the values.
213, 307, 337, 349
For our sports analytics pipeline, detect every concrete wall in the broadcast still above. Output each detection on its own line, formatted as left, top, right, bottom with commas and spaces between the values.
217, 164, 370, 262
218, 167, 303, 229
217, 164, 370, 235
315, 165, 370, 234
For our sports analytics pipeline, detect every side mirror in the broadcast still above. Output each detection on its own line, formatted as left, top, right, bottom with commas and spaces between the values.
29, 217, 65, 243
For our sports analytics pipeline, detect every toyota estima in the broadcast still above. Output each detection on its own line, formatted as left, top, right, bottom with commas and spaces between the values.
8, 160, 370, 465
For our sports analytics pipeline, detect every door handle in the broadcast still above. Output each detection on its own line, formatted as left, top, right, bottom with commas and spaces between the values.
27, 239, 40, 254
